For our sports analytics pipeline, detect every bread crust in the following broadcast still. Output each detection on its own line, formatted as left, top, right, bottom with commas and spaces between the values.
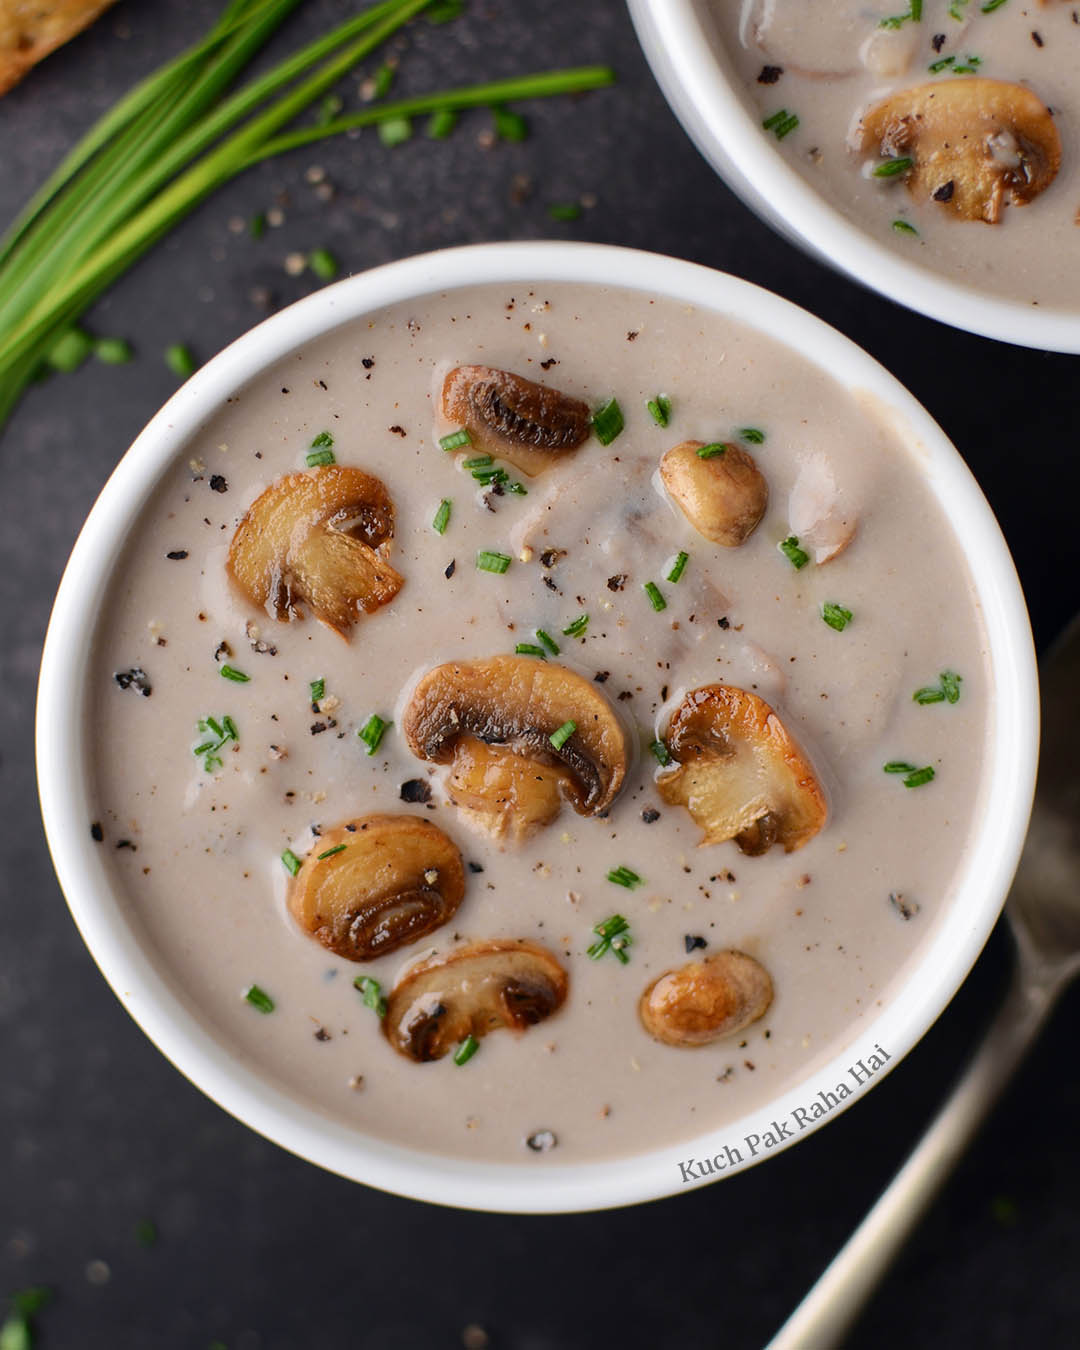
0, 0, 117, 97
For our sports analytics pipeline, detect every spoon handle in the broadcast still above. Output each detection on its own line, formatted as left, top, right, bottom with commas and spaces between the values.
765, 962, 1055, 1350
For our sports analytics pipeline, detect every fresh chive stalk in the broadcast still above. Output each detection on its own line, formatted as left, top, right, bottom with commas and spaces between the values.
649, 738, 671, 767
873, 157, 914, 178
738, 426, 765, 443
220, 664, 250, 682
165, 343, 196, 378
355, 975, 387, 1017
666, 551, 689, 584
358, 713, 390, 755
821, 602, 853, 631
476, 550, 512, 574
440, 428, 472, 451
317, 842, 347, 860
587, 913, 632, 963
515, 642, 547, 658
606, 865, 641, 889
592, 397, 624, 446
310, 677, 325, 703
536, 629, 559, 656
281, 848, 302, 876
549, 719, 576, 750
643, 581, 666, 611
244, 984, 275, 1013
647, 394, 671, 427
779, 536, 810, 569
454, 1034, 480, 1065
432, 498, 452, 534
306, 447, 335, 466
562, 613, 588, 637
696, 442, 728, 459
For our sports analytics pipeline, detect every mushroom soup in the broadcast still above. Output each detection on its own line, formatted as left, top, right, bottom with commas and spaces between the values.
89, 283, 990, 1164
713, 0, 1080, 308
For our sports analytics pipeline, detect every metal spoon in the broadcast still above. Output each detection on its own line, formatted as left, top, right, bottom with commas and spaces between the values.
767, 616, 1079, 1350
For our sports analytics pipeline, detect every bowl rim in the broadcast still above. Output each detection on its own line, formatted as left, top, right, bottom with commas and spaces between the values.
36, 240, 1038, 1213
626, 0, 1080, 355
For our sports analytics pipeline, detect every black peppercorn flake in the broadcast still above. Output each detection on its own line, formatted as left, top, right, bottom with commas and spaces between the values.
90, 822, 104, 842
209, 474, 228, 493
684, 934, 708, 953
400, 779, 432, 804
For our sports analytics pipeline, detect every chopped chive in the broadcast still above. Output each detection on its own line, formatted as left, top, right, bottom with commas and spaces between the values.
646, 393, 672, 427
940, 670, 962, 703
562, 613, 589, 637
454, 1034, 480, 1065
476, 550, 512, 574
310, 430, 334, 448
432, 499, 452, 534
95, 336, 133, 365
317, 843, 347, 860
649, 738, 671, 767
536, 629, 560, 656
515, 642, 547, 658
587, 913, 632, 963
249, 213, 266, 240
592, 397, 624, 446
696, 442, 728, 459
951, 59, 981, 73
873, 157, 914, 178
913, 686, 947, 704
358, 714, 390, 755
426, 0, 464, 20
930, 54, 956, 72
738, 427, 765, 444
378, 115, 413, 148
462, 454, 493, 469
220, 664, 250, 683
165, 343, 195, 379
903, 766, 936, 788
317, 93, 344, 126
666, 551, 689, 584
821, 602, 853, 632
440, 428, 472, 451
354, 975, 387, 1018
507, 481, 528, 495
244, 984, 274, 1014
779, 536, 810, 570
981, 0, 1007, 10
472, 466, 508, 484
643, 580, 666, 612
222, 715, 238, 741
550, 719, 576, 750
607, 865, 642, 888
893, 220, 919, 236
308, 247, 339, 280
46, 326, 94, 372
203, 716, 224, 738
425, 108, 458, 139
194, 713, 238, 773
547, 202, 582, 221
372, 62, 395, 99
281, 848, 302, 877
309, 677, 325, 703
884, 761, 918, 774
492, 104, 528, 141
763, 108, 799, 139
305, 447, 335, 467
949, 0, 970, 16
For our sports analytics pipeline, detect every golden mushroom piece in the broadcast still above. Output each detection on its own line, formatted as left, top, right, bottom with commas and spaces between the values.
858, 78, 1061, 224
441, 365, 592, 476
383, 939, 569, 1062
640, 950, 774, 1048
659, 440, 768, 547
287, 814, 465, 961
227, 465, 404, 638
657, 684, 827, 855
402, 654, 629, 846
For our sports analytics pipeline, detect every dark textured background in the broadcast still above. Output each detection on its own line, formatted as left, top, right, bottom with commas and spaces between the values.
3, 2, 1077, 1347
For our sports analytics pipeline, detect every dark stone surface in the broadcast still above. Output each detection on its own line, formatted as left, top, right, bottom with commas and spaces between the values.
2, 3, 1076, 1347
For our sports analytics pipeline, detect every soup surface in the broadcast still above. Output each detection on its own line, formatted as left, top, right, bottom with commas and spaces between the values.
711, 0, 1080, 309
89, 281, 989, 1165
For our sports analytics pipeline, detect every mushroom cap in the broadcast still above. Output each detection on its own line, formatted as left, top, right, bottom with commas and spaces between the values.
446, 736, 566, 847
227, 466, 404, 637
383, 938, 569, 1062
858, 78, 1061, 223
657, 684, 827, 854
659, 441, 768, 548
402, 655, 629, 835
441, 365, 591, 476
640, 950, 774, 1047
287, 813, 465, 961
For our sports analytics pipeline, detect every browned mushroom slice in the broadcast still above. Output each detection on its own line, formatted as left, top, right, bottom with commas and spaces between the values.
858, 79, 1061, 223
288, 814, 465, 961
384, 939, 569, 1062
402, 655, 629, 844
657, 684, 826, 854
441, 365, 591, 476
640, 950, 773, 1047
228, 466, 403, 637
660, 440, 768, 547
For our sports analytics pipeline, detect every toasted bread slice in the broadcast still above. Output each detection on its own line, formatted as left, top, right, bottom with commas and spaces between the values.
0, 0, 117, 97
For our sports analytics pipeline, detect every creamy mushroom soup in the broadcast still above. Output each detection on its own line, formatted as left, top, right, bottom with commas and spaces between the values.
89, 282, 990, 1165
711, 0, 1080, 308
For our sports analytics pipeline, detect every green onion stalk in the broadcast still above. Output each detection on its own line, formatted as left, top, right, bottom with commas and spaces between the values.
0, 0, 614, 435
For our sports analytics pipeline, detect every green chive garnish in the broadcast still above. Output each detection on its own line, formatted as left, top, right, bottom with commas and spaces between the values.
95, 337, 133, 365
607, 865, 641, 888
309, 677, 325, 703
310, 430, 334, 448
940, 671, 962, 703
647, 394, 672, 427
666, 551, 689, 584
308, 248, 339, 279
306, 448, 335, 467
355, 975, 387, 1018
592, 397, 624, 446
536, 629, 560, 656
440, 428, 472, 451
650, 738, 671, 767
763, 108, 799, 139
507, 481, 528, 495
547, 202, 582, 221
317, 843, 347, 860
432, 499, 452, 534
492, 105, 528, 141
562, 613, 589, 637
696, 443, 728, 459
378, 115, 413, 147
930, 54, 956, 72
244, 984, 274, 1014
358, 714, 390, 755
550, 720, 576, 751
220, 665, 250, 683
873, 157, 914, 178
903, 766, 936, 788
587, 913, 632, 963
476, 550, 512, 574
281, 848, 302, 877
454, 1034, 480, 1065
821, 602, 853, 632
981, 0, 1006, 10
372, 62, 395, 99
779, 536, 810, 569
884, 761, 918, 774
46, 327, 94, 372
425, 108, 458, 139
643, 581, 666, 611
463, 454, 493, 469
893, 220, 919, 236
913, 686, 946, 704
165, 343, 195, 379
472, 467, 508, 485
194, 713, 238, 772
515, 643, 547, 658
739, 427, 765, 444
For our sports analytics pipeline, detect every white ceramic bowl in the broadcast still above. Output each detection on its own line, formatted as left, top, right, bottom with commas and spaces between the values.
628, 0, 1080, 355
37, 242, 1038, 1213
